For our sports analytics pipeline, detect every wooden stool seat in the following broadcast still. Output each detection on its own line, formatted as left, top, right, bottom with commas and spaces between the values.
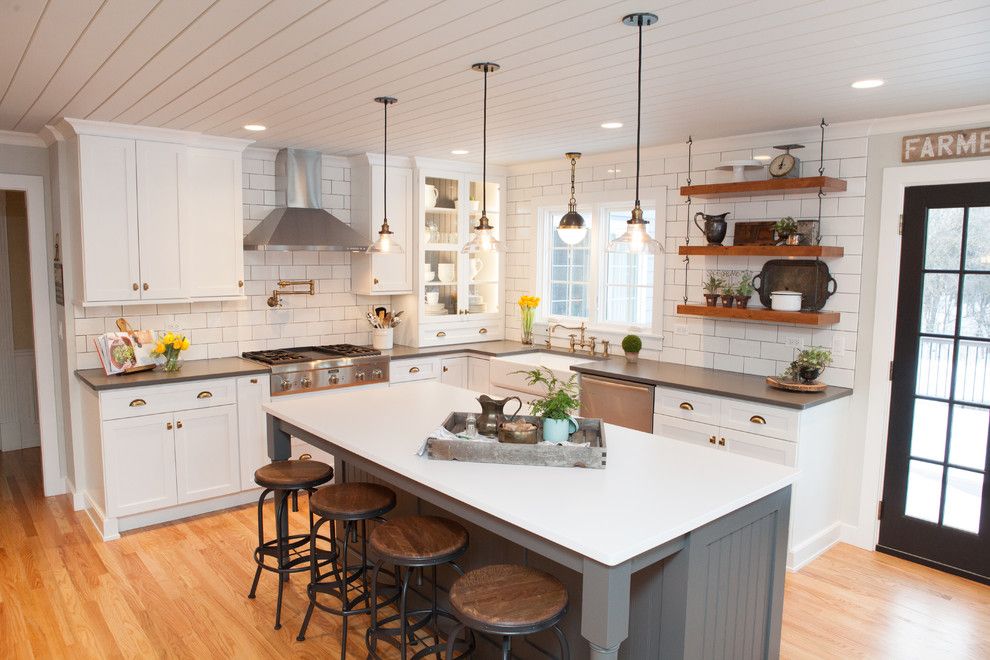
449, 564, 568, 633
254, 459, 333, 490
369, 515, 468, 567
310, 482, 396, 521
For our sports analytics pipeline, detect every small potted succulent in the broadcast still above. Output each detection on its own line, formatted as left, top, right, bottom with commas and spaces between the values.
783, 346, 833, 383
774, 216, 801, 245
517, 367, 580, 443
703, 272, 723, 307
621, 334, 642, 363
735, 271, 754, 308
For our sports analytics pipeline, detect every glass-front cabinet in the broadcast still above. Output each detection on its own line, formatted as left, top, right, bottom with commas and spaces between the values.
396, 162, 505, 347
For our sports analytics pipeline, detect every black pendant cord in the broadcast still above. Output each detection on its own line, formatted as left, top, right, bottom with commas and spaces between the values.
634, 18, 643, 209
482, 66, 488, 221
383, 100, 388, 223
683, 135, 693, 305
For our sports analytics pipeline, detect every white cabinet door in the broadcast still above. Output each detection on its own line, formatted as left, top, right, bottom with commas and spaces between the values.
721, 428, 797, 466
440, 356, 468, 388
78, 135, 141, 302
136, 140, 186, 299
173, 404, 240, 503
237, 375, 270, 489
368, 164, 413, 293
182, 147, 243, 298
653, 414, 720, 451
467, 357, 490, 393
103, 412, 178, 516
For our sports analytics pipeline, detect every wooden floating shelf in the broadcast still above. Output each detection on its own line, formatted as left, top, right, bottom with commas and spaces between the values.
679, 176, 847, 198
677, 245, 844, 257
676, 304, 840, 326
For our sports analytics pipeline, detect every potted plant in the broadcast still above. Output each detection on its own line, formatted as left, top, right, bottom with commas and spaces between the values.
517, 367, 580, 443
621, 334, 642, 363
774, 216, 801, 245
783, 346, 832, 383
735, 271, 754, 308
719, 271, 737, 308
703, 272, 723, 307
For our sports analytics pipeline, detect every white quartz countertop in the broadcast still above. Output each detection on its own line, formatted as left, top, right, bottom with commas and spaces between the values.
264, 381, 797, 567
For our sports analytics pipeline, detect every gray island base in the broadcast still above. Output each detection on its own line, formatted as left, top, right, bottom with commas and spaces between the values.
264, 382, 793, 659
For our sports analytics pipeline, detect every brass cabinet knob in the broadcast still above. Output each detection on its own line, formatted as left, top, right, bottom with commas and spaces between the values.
197, 391, 213, 399
708, 435, 716, 445
750, 415, 767, 425
250, 378, 258, 384
132, 283, 139, 291
442, 366, 449, 372
166, 422, 173, 430
679, 402, 694, 411
718, 437, 726, 446
373, 278, 379, 285
238, 280, 244, 288
129, 399, 146, 407
143, 283, 149, 291
176, 420, 183, 429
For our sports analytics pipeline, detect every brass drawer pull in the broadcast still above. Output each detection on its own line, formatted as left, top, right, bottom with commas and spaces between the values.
718, 437, 726, 446
166, 422, 173, 430
436, 331, 446, 338
129, 399, 146, 407
197, 391, 213, 399
708, 435, 716, 445
679, 402, 694, 411
750, 415, 767, 425
299, 453, 312, 461
238, 280, 244, 288
250, 378, 258, 384
409, 367, 421, 374
479, 328, 488, 334
176, 421, 183, 429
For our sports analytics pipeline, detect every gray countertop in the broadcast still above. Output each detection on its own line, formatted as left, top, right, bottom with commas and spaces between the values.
75, 357, 270, 391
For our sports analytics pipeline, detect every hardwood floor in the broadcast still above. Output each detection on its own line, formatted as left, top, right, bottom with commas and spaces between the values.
3, 448, 988, 659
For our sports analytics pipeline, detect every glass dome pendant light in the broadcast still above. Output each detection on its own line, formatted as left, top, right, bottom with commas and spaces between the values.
367, 96, 403, 254
556, 152, 588, 245
607, 12, 663, 256
461, 62, 504, 254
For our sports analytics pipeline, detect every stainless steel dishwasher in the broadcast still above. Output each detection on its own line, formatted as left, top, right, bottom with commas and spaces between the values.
579, 374, 655, 433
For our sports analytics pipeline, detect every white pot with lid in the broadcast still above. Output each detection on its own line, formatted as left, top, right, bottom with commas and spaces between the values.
770, 291, 802, 311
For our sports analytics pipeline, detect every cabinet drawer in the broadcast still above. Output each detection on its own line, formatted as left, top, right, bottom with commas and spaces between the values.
655, 387, 721, 426
390, 357, 441, 383
419, 320, 504, 346
721, 428, 797, 466
653, 414, 719, 450
720, 398, 798, 441
100, 378, 237, 420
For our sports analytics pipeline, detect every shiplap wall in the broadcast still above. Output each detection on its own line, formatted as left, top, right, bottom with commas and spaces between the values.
503, 129, 867, 388
74, 148, 381, 370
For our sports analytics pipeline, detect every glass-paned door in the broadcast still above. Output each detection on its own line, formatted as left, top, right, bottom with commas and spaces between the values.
880, 182, 990, 583
465, 177, 500, 316
423, 175, 459, 317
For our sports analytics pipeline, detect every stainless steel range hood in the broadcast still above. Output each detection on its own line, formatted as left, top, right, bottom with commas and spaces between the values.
243, 148, 370, 251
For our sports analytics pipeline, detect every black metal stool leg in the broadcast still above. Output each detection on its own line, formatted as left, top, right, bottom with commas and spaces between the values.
296, 514, 330, 642
445, 623, 466, 660
273, 489, 291, 630
247, 488, 270, 599
399, 566, 412, 658
552, 624, 569, 660
340, 519, 352, 656
501, 635, 511, 660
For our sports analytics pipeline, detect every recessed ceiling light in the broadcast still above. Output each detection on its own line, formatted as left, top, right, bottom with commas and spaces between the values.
243, 124, 267, 131
851, 79, 884, 89
601, 122, 623, 129
451, 149, 469, 155
753, 155, 772, 162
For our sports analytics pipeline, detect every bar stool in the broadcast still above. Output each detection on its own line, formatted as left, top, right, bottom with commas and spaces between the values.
366, 515, 474, 659
446, 564, 569, 660
296, 482, 398, 656
247, 459, 334, 630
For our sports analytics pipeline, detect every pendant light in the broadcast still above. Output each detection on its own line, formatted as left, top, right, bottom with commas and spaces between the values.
607, 13, 663, 255
556, 152, 588, 245
462, 62, 504, 254
367, 96, 403, 254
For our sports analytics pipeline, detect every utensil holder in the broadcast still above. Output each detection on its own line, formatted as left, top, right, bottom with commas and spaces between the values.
372, 327, 393, 350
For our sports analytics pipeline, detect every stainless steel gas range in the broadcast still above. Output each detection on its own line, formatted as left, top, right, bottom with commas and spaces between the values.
242, 344, 390, 396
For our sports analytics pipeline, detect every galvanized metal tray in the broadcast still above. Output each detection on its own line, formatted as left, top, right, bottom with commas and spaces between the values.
425, 412, 607, 469
752, 259, 837, 311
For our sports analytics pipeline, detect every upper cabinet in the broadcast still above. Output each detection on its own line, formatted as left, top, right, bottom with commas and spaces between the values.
59, 119, 251, 306
349, 154, 414, 295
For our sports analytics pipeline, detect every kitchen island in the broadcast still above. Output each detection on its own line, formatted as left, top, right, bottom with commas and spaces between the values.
265, 381, 796, 659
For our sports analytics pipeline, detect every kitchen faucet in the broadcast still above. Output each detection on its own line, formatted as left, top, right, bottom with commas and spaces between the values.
545, 321, 608, 357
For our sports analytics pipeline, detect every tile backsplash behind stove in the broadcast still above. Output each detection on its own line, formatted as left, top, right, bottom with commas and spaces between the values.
73, 148, 385, 370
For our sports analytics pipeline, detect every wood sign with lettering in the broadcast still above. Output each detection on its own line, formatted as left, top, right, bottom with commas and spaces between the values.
902, 127, 990, 162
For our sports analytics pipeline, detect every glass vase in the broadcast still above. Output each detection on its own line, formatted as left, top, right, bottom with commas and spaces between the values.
161, 353, 182, 372
520, 308, 535, 345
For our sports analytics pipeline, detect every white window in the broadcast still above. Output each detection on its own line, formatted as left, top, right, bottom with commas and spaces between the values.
537, 193, 664, 335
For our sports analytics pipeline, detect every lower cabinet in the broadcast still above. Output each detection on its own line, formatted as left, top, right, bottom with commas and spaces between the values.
103, 412, 178, 517
654, 415, 796, 466
237, 374, 271, 488
173, 405, 240, 504
467, 357, 491, 393
440, 357, 468, 388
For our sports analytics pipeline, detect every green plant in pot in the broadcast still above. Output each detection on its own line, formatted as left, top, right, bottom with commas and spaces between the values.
774, 216, 800, 245
735, 271, 754, 309
783, 346, 832, 383
621, 334, 642, 363
703, 272, 723, 307
516, 367, 580, 443
719, 271, 737, 308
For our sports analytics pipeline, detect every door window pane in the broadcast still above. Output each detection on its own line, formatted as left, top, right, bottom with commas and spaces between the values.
905, 460, 944, 523
960, 274, 990, 338
953, 340, 990, 405
943, 468, 983, 533
925, 207, 964, 270
949, 404, 989, 470
964, 206, 990, 271
920, 273, 958, 335
910, 399, 948, 462
917, 337, 954, 398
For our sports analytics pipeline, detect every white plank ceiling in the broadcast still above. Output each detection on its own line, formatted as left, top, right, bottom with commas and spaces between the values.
1, 0, 989, 163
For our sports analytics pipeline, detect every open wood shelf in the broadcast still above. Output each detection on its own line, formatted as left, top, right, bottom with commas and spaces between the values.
676, 304, 840, 326
679, 176, 846, 198
677, 245, 844, 257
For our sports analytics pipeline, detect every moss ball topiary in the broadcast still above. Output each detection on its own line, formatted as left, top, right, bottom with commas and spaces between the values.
621, 335, 642, 353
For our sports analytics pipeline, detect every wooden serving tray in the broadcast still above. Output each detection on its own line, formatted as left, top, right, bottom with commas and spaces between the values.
426, 413, 607, 469
766, 376, 827, 392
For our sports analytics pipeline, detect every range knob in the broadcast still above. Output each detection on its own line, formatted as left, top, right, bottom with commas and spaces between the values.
371, 369, 384, 379
300, 375, 312, 389
328, 373, 339, 385
279, 378, 292, 392
355, 371, 366, 382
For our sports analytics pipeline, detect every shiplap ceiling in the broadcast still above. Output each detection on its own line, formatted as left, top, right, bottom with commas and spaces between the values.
2, 0, 989, 164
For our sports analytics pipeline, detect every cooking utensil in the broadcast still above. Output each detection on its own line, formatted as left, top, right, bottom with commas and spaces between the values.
752, 260, 836, 311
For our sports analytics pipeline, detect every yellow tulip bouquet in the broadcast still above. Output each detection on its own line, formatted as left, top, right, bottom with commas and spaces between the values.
518, 295, 540, 345
152, 332, 190, 372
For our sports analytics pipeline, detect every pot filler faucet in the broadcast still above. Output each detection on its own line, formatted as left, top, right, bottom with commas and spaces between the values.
546, 321, 609, 357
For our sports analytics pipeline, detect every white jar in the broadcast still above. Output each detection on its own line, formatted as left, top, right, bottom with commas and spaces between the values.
372, 327, 394, 350
770, 291, 802, 311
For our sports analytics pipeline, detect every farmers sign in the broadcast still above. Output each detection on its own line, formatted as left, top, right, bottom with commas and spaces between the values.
902, 127, 990, 162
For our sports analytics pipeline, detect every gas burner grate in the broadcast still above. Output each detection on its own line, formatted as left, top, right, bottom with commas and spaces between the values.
314, 344, 381, 357
242, 350, 309, 365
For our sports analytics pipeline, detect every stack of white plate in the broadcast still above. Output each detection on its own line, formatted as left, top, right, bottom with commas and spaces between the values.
425, 303, 447, 315
468, 303, 486, 313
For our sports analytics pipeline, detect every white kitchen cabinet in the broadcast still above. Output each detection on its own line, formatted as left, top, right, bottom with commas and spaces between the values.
173, 405, 240, 503
440, 357, 468, 388
103, 412, 178, 517
722, 427, 797, 465
135, 140, 186, 299
468, 357, 491, 393
389, 356, 441, 383
350, 155, 414, 295
237, 375, 270, 489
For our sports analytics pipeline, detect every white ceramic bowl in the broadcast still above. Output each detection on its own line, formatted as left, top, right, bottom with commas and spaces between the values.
770, 291, 802, 311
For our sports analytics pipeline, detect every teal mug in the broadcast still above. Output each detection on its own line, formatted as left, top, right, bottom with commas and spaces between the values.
542, 416, 579, 443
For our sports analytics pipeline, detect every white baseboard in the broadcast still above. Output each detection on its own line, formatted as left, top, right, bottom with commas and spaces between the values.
116, 488, 262, 534
84, 492, 120, 541
787, 521, 843, 571
840, 521, 876, 551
